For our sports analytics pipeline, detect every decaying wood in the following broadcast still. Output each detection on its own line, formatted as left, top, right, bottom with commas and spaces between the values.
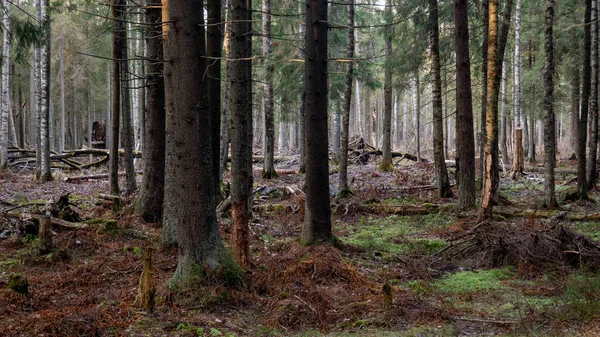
358, 203, 446, 215
66, 171, 142, 182
8, 146, 140, 170
135, 249, 156, 313
495, 207, 600, 221
5, 212, 88, 229
38, 215, 53, 254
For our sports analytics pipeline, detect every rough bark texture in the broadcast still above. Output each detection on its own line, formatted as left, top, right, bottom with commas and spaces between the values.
302, 0, 333, 245
413, 73, 421, 161
0, 0, 9, 170
578, 0, 592, 199
39, 0, 52, 182
230, 0, 253, 269
220, 4, 232, 179
109, 0, 121, 196
454, 0, 476, 209
339, 0, 354, 193
543, 0, 558, 208
380, 0, 393, 172
587, 0, 599, 188
208, 0, 222, 195
570, 55, 580, 156
162, 0, 232, 283
135, 0, 165, 223
430, 0, 452, 198
119, 0, 137, 194
479, 0, 489, 191
500, 59, 509, 167
479, 0, 499, 222
262, 0, 276, 179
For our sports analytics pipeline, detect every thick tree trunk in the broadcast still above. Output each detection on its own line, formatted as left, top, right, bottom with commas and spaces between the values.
578, 0, 592, 199
454, 0, 476, 209
587, 0, 599, 188
230, 0, 253, 269
380, 0, 393, 172
109, 0, 122, 196
135, 0, 165, 223
302, 0, 333, 245
162, 0, 234, 284
479, 0, 499, 222
262, 0, 276, 179
543, 0, 558, 208
208, 0, 223, 195
430, 0, 452, 197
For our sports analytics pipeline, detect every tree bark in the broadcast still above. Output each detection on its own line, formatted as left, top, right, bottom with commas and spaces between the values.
208, 0, 223, 195
135, 0, 165, 223
587, 0, 599, 188
302, 0, 333, 245
430, 0, 452, 198
543, 0, 558, 208
339, 0, 354, 193
500, 58, 509, 168
570, 53, 580, 156
0, 0, 9, 170
380, 0, 393, 172
162, 0, 233, 283
109, 0, 122, 196
413, 73, 421, 161
479, 0, 489, 191
578, 0, 592, 199
454, 0, 476, 209
230, 0, 253, 269
262, 0, 276, 179
39, 0, 52, 182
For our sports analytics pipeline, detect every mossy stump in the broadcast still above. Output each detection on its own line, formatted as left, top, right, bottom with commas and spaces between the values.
8, 274, 29, 296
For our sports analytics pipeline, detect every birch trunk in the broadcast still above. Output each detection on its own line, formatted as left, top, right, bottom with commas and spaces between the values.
0, 0, 9, 169
39, 0, 52, 182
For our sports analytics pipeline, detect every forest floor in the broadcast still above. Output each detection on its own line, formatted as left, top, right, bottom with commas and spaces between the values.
1, 156, 600, 336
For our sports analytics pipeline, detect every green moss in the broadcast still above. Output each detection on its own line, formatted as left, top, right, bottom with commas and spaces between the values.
434, 267, 515, 295
379, 162, 394, 172
562, 272, 600, 320
7, 274, 29, 295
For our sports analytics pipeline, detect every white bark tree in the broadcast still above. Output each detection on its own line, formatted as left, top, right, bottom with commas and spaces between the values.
0, 0, 9, 169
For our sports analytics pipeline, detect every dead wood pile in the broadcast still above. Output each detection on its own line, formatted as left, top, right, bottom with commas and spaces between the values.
441, 219, 600, 272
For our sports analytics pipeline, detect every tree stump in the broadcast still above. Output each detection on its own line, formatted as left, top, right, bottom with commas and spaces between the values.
511, 128, 524, 178
39, 215, 53, 254
135, 248, 156, 313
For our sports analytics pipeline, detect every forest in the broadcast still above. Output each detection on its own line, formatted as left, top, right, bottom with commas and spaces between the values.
1, 0, 600, 336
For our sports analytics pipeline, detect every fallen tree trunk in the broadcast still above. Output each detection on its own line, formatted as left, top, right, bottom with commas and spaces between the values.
5, 212, 88, 229
66, 170, 142, 182
367, 150, 422, 162
495, 208, 600, 221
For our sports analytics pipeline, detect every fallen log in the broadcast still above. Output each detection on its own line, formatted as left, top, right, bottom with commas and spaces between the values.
366, 150, 422, 162
5, 212, 88, 229
65, 170, 142, 182
495, 208, 600, 221
356, 203, 453, 215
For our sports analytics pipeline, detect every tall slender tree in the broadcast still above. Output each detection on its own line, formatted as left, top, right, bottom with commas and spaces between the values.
162, 0, 237, 284
587, 0, 599, 188
135, 0, 165, 223
109, 0, 122, 196
230, 0, 253, 268
119, 0, 136, 194
302, 0, 333, 245
39, 0, 52, 182
512, 0, 523, 176
0, 0, 10, 170
479, 0, 489, 190
578, 0, 592, 199
454, 0, 476, 209
339, 0, 354, 194
208, 0, 222, 195
262, 0, 276, 179
543, 0, 557, 208
380, 0, 393, 172
430, 0, 452, 198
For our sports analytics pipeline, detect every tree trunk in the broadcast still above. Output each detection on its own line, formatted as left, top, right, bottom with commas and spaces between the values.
332, 102, 341, 163
500, 58, 509, 168
570, 57, 580, 156
162, 0, 234, 284
339, 0, 354, 193
262, 0, 276, 179
413, 73, 421, 161
543, 0, 558, 208
39, 0, 52, 182
479, 0, 500, 222
109, 0, 122, 196
230, 0, 253, 269
208, 0, 223, 195
0, 0, 9, 170
578, 0, 592, 199
454, 0, 476, 209
59, 34, 65, 153
380, 0, 393, 172
588, 0, 599, 188
479, 0, 489, 191
135, 0, 165, 224
119, 1, 137, 195
302, 0, 333, 245
429, 0, 452, 197
220, 1, 232, 179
